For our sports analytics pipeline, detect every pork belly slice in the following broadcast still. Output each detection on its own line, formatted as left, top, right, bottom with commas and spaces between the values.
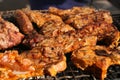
15, 10, 34, 34
0, 16, 24, 50
71, 46, 120, 80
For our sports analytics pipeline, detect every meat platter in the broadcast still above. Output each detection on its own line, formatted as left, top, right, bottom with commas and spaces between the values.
0, 7, 120, 80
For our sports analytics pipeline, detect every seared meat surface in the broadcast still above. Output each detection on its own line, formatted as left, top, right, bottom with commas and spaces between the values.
0, 16, 24, 50
49, 7, 96, 20
77, 22, 120, 48
71, 46, 120, 80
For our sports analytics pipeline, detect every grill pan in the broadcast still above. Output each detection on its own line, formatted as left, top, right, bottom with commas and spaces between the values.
0, 10, 120, 80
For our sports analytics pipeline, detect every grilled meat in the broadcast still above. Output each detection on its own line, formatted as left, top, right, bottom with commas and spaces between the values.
65, 10, 113, 29
0, 50, 35, 80
15, 10, 34, 34
0, 6, 119, 80
71, 46, 120, 80
77, 22, 120, 48
48, 7, 95, 20
21, 44, 67, 77
0, 16, 24, 50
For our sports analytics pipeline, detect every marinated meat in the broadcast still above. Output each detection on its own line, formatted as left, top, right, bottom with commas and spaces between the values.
65, 10, 113, 29
21, 44, 67, 76
0, 50, 35, 80
0, 16, 24, 50
0, 46, 66, 79
22, 9, 46, 27
40, 20, 74, 37
48, 7, 95, 20
15, 10, 34, 34
0, 6, 119, 80
77, 22, 120, 48
71, 46, 120, 80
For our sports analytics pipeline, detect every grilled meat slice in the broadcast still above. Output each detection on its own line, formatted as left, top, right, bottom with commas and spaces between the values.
22, 9, 63, 28
21, 44, 67, 76
71, 46, 120, 80
0, 16, 24, 50
22, 9, 46, 27
15, 10, 34, 34
48, 7, 95, 20
65, 10, 113, 29
40, 20, 74, 38
77, 22, 120, 48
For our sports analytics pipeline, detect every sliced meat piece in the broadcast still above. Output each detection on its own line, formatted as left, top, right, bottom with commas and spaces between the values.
71, 46, 120, 80
22, 9, 46, 27
41, 20, 74, 37
0, 50, 36, 80
48, 7, 95, 20
21, 45, 67, 76
0, 16, 24, 50
77, 22, 120, 48
15, 10, 34, 34
65, 10, 113, 29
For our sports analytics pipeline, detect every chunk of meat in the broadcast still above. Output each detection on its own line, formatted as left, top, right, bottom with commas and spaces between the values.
71, 46, 120, 80
40, 20, 74, 37
0, 16, 24, 50
77, 22, 120, 48
65, 10, 113, 29
22, 9, 46, 27
21, 46, 67, 76
15, 10, 34, 34
49, 7, 95, 20
0, 50, 36, 80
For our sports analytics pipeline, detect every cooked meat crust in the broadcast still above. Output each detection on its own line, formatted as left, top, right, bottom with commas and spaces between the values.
71, 46, 120, 80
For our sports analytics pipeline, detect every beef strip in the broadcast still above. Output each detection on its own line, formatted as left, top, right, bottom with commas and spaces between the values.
71, 46, 120, 80
0, 16, 24, 50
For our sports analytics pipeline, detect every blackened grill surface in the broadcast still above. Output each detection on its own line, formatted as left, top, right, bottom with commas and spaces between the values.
0, 10, 120, 80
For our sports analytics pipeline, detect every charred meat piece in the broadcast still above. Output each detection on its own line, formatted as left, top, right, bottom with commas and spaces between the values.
0, 16, 24, 50
71, 46, 120, 80
65, 10, 113, 29
77, 22, 120, 48
15, 10, 34, 34
48, 7, 95, 20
